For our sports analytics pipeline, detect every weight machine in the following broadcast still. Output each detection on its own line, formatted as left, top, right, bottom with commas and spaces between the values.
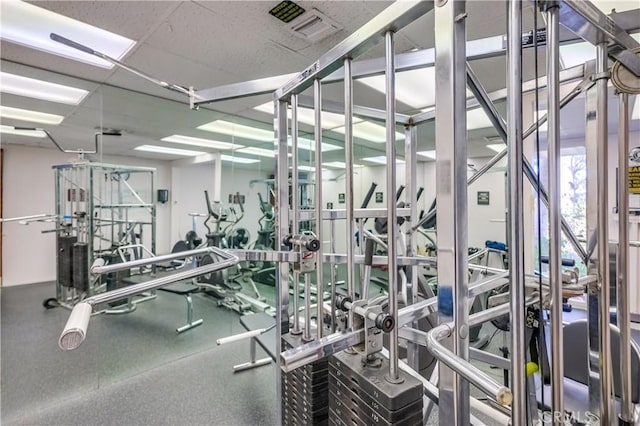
52, 1, 640, 424
46, 160, 157, 311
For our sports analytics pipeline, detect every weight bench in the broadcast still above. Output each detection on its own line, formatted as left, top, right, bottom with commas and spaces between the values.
158, 282, 203, 333
216, 312, 276, 372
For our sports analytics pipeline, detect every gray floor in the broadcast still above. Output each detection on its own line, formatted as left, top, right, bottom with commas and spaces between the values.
1, 281, 277, 425
3, 281, 639, 425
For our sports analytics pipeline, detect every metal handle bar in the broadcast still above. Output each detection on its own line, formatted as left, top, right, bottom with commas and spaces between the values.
91, 246, 225, 274
59, 248, 238, 351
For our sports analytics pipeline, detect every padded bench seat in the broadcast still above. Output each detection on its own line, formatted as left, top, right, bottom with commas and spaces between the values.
157, 282, 203, 333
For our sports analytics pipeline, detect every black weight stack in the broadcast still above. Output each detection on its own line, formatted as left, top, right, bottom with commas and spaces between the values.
282, 333, 329, 426
72, 243, 89, 292
329, 351, 423, 426
57, 235, 77, 288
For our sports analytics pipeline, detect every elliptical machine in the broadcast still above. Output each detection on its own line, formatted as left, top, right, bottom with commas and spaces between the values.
198, 191, 269, 314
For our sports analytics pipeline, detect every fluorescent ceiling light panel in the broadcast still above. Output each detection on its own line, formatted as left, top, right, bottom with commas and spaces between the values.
559, 41, 596, 69
296, 165, 329, 172
487, 143, 506, 153
323, 161, 363, 169
417, 150, 436, 159
197, 120, 273, 142
332, 121, 404, 143
0, 124, 46, 138
292, 137, 341, 152
161, 134, 242, 150
236, 146, 279, 158
0, 72, 89, 105
254, 102, 361, 129
359, 67, 472, 109
134, 145, 205, 156
0, 1, 135, 69
220, 154, 260, 164
361, 156, 405, 165
467, 108, 494, 130
0, 105, 64, 125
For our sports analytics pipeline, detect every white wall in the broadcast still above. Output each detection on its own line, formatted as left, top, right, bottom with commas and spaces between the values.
170, 163, 218, 243
169, 163, 270, 247
318, 158, 507, 254
1, 145, 172, 286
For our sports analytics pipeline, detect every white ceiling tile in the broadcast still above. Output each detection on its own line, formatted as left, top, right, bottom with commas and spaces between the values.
29, 1, 181, 41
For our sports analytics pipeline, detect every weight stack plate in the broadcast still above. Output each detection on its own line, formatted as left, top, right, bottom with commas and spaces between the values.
72, 242, 89, 291
282, 334, 329, 425
57, 235, 77, 288
328, 351, 423, 425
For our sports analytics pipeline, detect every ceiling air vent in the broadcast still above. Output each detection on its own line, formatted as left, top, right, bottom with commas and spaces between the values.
287, 9, 342, 43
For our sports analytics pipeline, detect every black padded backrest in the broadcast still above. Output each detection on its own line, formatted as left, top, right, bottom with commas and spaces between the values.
563, 319, 640, 403
171, 240, 190, 260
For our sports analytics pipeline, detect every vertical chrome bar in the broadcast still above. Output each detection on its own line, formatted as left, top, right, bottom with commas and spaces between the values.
314, 78, 324, 340
404, 124, 419, 372
434, 0, 469, 423
329, 218, 337, 332
384, 30, 400, 383
545, 4, 564, 423
596, 42, 612, 425
274, 98, 290, 424
585, 62, 602, 416
304, 273, 311, 340
507, 1, 526, 424
617, 91, 633, 425
291, 95, 301, 335
344, 57, 356, 305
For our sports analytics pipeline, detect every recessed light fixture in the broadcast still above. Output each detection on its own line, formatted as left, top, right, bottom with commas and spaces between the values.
134, 145, 205, 157
417, 150, 436, 159
161, 134, 242, 150
236, 146, 279, 158
292, 137, 341, 152
0, 1, 136, 69
358, 66, 472, 109
220, 154, 260, 164
361, 156, 405, 165
332, 121, 405, 143
0, 124, 47, 138
197, 120, 273, 142
296, 165, 329, 172
0, 72, 89, 105
487, 143, 506, 153
323, 161, 363, 169
0, 105, 64, 125
254, 102, 361, 129
467, 108, 494, 130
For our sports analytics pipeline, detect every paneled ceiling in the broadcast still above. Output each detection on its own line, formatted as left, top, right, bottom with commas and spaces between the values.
1, 1, 639, 168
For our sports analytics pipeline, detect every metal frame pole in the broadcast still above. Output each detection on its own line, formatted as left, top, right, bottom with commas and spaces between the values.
405, 124, 419, 372
291, 95, 301, 335
584, 56, 602, 418
313, 78, 324, 340
507, 0, 526, 424
596, 42, 613, 424
384, 30, 400, 383
274, 99, 290, 424
617, 91, 633, 425
434, 0, 469, 423
344, 57, 356, 305
545, 3, 564, 424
